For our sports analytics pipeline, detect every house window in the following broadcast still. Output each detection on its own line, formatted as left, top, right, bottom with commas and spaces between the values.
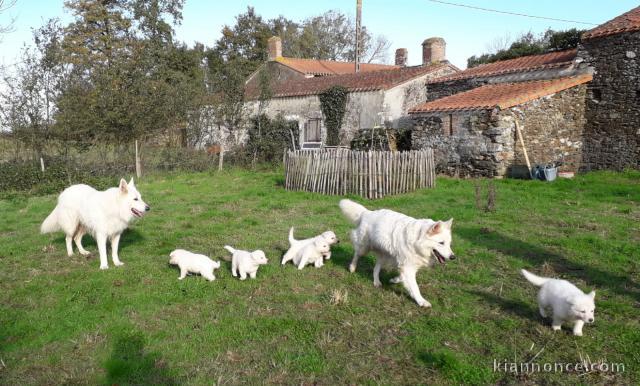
590, 88, 602, 102
303, 118, 322, 145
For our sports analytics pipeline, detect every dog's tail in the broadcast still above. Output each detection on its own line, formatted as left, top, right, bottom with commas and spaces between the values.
221, 245, 235, 261
41, 207, 61, 234
521, 269, 550, 287
339, 199, 368, 225
288, 227, 297, 245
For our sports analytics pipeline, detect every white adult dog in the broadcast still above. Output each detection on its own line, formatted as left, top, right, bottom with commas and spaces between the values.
292, 238, 331, 270
281, 228, 338, 265
521, 269, 596, 336
339, 199, 456, 308
41, 178, 150, 270
169, 249, 221, 281
223, 245, 268, 280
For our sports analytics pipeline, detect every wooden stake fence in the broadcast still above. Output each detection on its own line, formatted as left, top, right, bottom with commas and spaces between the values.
284, 148, 435, 199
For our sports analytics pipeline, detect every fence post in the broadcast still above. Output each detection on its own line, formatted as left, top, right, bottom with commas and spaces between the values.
40, 157, 45, 173
135, 140, 142, 179
218, 146, 224, 171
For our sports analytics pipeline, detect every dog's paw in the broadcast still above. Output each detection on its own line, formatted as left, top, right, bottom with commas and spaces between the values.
373, 280, 382, 288
99, 265, 108, 270
552, 325, 562, 331
349, 264, 357, 273
114, 261, 124, 267
573, 331, 583, 337
417, 299, 432, 308
390, 276, 402, 284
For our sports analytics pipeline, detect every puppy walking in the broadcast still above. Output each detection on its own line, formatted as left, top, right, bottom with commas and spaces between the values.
521, 269, 596, 336
281, 228, 338, 265
169, 249, 221, 281
41, 178, 150, 270
292, 239, 330, 270
223, 246, 268, 280
340, 199, 456, 308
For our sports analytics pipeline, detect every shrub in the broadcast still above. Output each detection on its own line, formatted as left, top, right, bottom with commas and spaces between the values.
350, 127, 412, 151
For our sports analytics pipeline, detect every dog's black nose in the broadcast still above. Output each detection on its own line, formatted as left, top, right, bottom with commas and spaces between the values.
449, 255, 456, 260
588, 318, 594, 322
145, 205, 151, 211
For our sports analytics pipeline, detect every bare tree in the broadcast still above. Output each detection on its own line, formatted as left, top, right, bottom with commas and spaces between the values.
365, 34, 391, 63
484, 32, 512, 54
0, 0, 16, 37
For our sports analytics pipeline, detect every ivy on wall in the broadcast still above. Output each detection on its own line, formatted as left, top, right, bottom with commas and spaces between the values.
319, 85, 348, 146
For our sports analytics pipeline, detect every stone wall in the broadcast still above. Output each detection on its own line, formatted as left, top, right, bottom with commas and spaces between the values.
411, 84, 588, 177
578, 31, 640, 170
412, 110, 515, 177
510, 84, 587, 172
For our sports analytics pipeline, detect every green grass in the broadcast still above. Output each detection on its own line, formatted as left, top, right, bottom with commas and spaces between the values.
1, 168, 639, 385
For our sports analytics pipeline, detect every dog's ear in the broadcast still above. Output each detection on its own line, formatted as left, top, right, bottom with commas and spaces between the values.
588, 290, 596, 299
119, 178, 128, 194
444, 218, 453, 229
128, 177, 135, 188
427, 221, 442, 235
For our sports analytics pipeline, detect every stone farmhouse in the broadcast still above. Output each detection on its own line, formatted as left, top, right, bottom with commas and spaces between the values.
409, 5, 640, 176
233, 5, 639, 176
244, 36, 458, 149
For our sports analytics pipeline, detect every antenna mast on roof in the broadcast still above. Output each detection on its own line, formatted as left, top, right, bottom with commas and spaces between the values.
355, 0, 362, 73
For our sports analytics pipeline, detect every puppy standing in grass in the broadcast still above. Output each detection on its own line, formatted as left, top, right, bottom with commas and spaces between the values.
292, 238, 331, 270
169, 249, 221, 281
223, 246, 268, 280
281, 228, 338, 265
521, 269, 596, 336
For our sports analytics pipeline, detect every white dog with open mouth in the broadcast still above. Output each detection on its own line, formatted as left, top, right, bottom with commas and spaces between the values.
223, 245, 268, 280
339, 199, 456, 308
521, 269, 596, 336
169, 249, 221, 281
292, 238, 331, 270
41, 178, 150, 270
281, 228, 338, 265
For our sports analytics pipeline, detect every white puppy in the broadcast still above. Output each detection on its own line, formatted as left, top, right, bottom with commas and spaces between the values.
281, 227, 338, 265
223, 245, 268, 280
169, 249, 221, 281
292, 238, 330, 270
521, 269, 596, 336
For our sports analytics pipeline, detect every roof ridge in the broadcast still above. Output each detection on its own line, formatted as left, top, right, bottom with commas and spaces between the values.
582, 5, 640, 39
410, 73, 592, 114
429, 48, 577, 83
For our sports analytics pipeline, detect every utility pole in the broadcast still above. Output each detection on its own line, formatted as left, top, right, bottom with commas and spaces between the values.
355, 0, 362, 73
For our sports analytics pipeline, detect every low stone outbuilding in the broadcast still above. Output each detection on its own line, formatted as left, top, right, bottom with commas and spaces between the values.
409, 74, 592, 177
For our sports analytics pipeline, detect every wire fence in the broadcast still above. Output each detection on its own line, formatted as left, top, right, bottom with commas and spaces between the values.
284, 148, 435, 199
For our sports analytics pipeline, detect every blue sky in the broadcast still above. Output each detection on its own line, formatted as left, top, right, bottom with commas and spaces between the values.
1, 0, 638, 69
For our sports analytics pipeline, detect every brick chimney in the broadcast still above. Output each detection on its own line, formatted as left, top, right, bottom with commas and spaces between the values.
268, 36, 282, 61
395, 48, 408, 66
422, 37, 446, 65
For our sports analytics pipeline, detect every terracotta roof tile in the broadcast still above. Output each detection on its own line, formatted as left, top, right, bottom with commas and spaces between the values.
582, 6, 640, 39
246, 63, 456, 99
429, 49, 577, 83
409, 74, 592, 114
275, 57, 398, 75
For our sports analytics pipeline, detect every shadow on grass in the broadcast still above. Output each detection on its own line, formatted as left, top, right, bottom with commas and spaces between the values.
104, 331, 176, 385
456, 226, 640, 302
465, 289, 540, 323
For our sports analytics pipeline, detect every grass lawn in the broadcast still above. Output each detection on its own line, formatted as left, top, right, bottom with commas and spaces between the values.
1, 169, 639, 385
